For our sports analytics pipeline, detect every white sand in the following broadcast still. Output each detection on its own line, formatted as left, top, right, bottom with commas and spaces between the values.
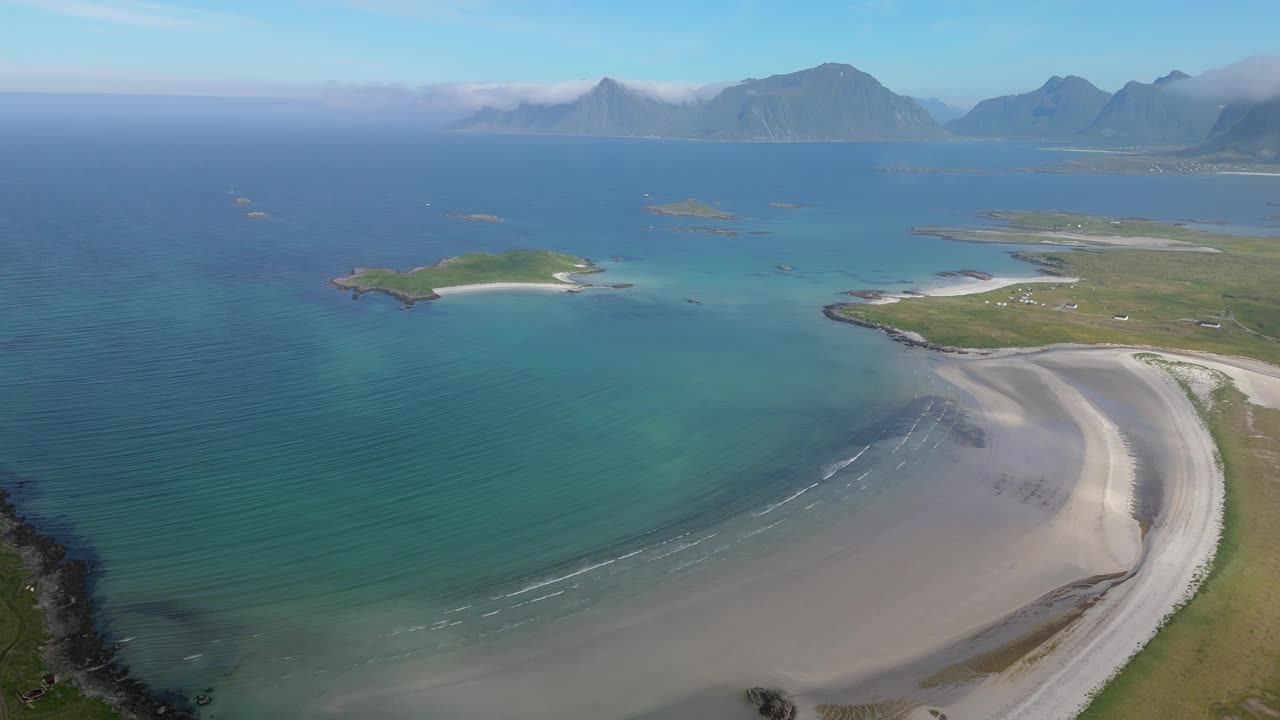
304, 346, 1232, 720
433, 282, 578, 296
925, 348, 1227, 720
867, 276, 1080, 304
957, 228, 1221, 252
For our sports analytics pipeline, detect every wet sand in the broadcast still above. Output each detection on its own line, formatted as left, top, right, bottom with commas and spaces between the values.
304, 346, 1237, 720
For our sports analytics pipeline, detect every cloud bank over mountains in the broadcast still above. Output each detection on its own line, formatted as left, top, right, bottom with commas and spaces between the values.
320, 78, 735, 120
1168, 55, 1280, 102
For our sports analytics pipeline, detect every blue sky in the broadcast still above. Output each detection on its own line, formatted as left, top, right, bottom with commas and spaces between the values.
1, 0, 1278, 106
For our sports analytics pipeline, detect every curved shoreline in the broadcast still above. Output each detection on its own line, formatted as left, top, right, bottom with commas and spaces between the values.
850, 275, 1080, 306
930, 348, 1228, 720
822, 296, 1280, 720
0, 490, 195, 719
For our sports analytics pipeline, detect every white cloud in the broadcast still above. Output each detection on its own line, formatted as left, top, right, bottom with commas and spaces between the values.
321, 78, 733, 117
1167, 55, 1280, 103
5, 0, 231, 29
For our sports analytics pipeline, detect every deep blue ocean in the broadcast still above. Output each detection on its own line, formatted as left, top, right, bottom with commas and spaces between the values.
1, 125, 1276, 716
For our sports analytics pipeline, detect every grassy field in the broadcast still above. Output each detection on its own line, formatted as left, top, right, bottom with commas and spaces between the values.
643, 198, 738, 219
914, 210, 1280, 253
0, 546, 118, 720
836, 210, 1280, 718
841, 214, 1280, 365
335, 250, 593, 298
1079, 380, 1280, 720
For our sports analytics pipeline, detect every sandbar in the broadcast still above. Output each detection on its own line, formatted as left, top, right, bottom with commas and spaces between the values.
865, 275, 1080, 304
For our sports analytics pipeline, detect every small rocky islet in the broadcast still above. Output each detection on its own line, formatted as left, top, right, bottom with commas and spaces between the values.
644, 198, 738, 220
449, 212, 504, 223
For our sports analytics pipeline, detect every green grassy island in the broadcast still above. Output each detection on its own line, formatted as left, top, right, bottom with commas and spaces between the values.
328, 250, 599, 305
837, 211, 1280, 364
643, 199, 738, 219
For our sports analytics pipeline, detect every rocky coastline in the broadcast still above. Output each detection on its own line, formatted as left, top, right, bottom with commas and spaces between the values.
0, 489, 196, 719
821, 303, 978, 355
327, 269, 442, 305
935, 268, 994, 280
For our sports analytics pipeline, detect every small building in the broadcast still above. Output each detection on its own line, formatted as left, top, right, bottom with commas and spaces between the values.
1064, 303, 1078, 310
1113, 314, 1129, 321
1198, 321, 1222, 329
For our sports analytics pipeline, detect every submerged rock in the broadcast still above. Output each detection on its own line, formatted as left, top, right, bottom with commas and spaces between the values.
745, 687, 796, 720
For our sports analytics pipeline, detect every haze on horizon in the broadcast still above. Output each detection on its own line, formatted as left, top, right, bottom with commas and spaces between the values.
2, 0, 1280, 118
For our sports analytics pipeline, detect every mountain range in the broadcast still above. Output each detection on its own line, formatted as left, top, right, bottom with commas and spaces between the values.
448, 62, 1277, 160
449, 63, 943, 141
1185, 97, 1280, 161
944, 75, 1111, 139
913, 97, 968, 124
1077, 71, 1222, 143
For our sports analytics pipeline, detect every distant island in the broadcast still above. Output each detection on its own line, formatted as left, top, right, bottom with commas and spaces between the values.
644, 199, 737, 219
912, 210, 1227, 251
328, 250, 603, 305
449, 213, 504, 223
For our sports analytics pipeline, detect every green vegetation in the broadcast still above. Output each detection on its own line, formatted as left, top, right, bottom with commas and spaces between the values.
1079, 380, 1280, 720
330, 250, 594, 302
842, 212, 1280, 365
915, 210, 1275, 251
0, 545, 119, 720
643, 199, 738, 219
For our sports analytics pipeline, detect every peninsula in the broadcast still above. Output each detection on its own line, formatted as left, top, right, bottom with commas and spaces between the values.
328, 250, 602, 305
912, 210, 1232, 251
643, 199, 738, 220
823, 208, 1280, 720
837, 210, 1280, 361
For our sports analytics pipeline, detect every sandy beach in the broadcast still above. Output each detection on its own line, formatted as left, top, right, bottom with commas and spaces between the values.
301, 345, 1259, 720
866, 275, 1080, 304
432, 281, 579, 296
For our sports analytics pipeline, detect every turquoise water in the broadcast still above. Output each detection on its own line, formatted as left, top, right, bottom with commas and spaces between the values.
1, 128, 1277, 715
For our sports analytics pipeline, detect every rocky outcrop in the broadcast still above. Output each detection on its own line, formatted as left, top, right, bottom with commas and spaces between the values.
745, 687, 797, 720
844, 289, 886, 300
936, 269, 993, 281
0, 489, 196, 719
326, 270, 440, 306
822, 304, 979, 355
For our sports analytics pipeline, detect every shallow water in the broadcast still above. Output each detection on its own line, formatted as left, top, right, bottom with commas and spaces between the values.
0, 127, 1276, 715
